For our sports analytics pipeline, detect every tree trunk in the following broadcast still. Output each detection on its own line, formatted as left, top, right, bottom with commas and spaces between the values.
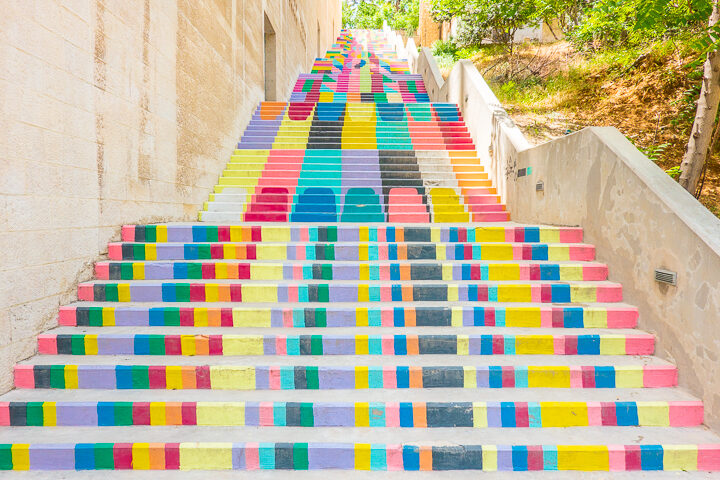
679, 0, 720, 194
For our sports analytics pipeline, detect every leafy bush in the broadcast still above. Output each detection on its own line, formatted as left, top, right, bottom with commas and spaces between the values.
342, 0, 419, 36
431, 39, 459, 59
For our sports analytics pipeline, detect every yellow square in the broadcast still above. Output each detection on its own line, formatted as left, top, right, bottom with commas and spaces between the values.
583, 308, 607, 328
156, 225, 168, 243
84, 335, 98, 355
557, 445, 609, 471
472, 402, 487, 427
498, 285, 532, 302
528, 366, 570, 388
540, 402, 589, 427
571, 285, 596, 303
539, 228, 560, 243
241, 285, 277, 302
436, 244, 446, 260
180, 335, 196, 356
209, 366, 256, 390
599, 335, 626, 355
489, 264, 519, 280
515, 335, 555, 354
263, 227, 290, 242
179, 443, 233, 470
637, 401, 670, 426
447, 284, 459, 301
474, 227, 505, 242
196, 402, 245, 426
614, 366, 643, 388
256, 245, 286, 260
132, 263, 145, 280
463, 366, 477, 388
559, 265, 583, 281
222, 335, 264, 355
251, 263, 283, 280
442, 263, 453, 281
64, 365, 79, 389
132, 443, 151, 470
166, 366, 183, 390
482, 445, 497, 471
355, 443, 372, 470
355, 335, 369, 355
548, 245, 570, 261
457, 335, 469, 355
355, 403, 370, 427
232, 308, 271, 327
663, 445, 698, 471
205, 284, 219, 303
42, 402, 57, 426
118, 284, 131, 302
505, 308, 541, 327
483, 244, 513, 260
356, 308, 369, 327
194, 308, 208, 327
355, 366, 369, 389
451, 307, 463, 327
102, 306, 115, 326
150, 402, 166, 426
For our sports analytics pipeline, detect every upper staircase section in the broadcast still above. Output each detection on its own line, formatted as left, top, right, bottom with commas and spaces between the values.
199, 30, 507, 224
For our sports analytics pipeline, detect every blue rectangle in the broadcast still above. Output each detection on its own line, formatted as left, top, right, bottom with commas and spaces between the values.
388, 244, 397, 260
149, 308, 164, 326
390, 264, 400, 281
512, 446, 528, 471
133, 335, 150, 355
75, 444, 95, 470
454, 244, 463, 260
524, 227, 540, 243
96, 403, 115, 426
399, 402, 414, 427
396, 366, 409, 388
564, 308, 584, 328
539, 264, 559, 280
481, 336, 493, 355
531, 245, 548, 260
161, 283, 176, 302
615, 402, 639, 426
595, 366, 616, 388
640, 445, 663, 470
577, 335, 600, 354
394, 335, 407, 355
391, 285, 402, 301
115, 365, 133, 389
473, 307, 485, 326
551, 284, 571, 303
192, 225, 207, 242
489, 366, 503, 388
402, 445, 420, 470
393, 307, 404, 327
501, 403, 516, 427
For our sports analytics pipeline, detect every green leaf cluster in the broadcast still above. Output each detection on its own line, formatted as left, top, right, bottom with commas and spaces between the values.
342, 0, 419, 36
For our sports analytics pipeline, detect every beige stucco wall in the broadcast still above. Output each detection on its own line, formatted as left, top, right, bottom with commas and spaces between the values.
405, 42, 720, 431
0, 0, 341, 392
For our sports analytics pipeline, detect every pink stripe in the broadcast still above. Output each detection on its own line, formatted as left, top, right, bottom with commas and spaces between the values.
275, 336, 287, 356
378, 228, 387, 242
95, 262, 110, 280
259, 403, 274, 426
77, 283, 94, 301
287, 285, 298, 303
107, 243, 123, 260
383, 366, 397, 388
608, 445, 626, 471
587, 402, 602, 426
626, 335, 654, 355
282, 309, 293, 328
519, 265, 529, 280
379, 245, 388, 260
386, 444, 404, 471
553, 336, 565, 355
382, 336, 394, 355
505, 228, 514, 242
293, 265, 302, 280
584, 264, 608, 281
698, 445, 720, 470
570, 366, 583, 388
669, 401, 704, 426
295, 245, 305, 260
269, 367, 281, 390
58, 306, 77, 326
607, 308, 639, 328
540, 308, 551, 328
121, 225, 135, 242
512, 245, 522, 259
379, 264, 390, 281
643, 365, 677, 387
0, 403, 10, 426
245, 442, 260, 470
531, 284, 541, 303
380, 285, 392, 302
385, 402, 400, 427
597, 284, 623, 302
14, 365, 35, 388
37, 335, 57, 354
559, 227, 583, 243
381, 308, 393, 327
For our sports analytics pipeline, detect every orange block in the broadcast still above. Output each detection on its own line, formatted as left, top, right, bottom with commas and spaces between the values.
407, 336, 419, 355
399, 264, 411, 280
405, 308, 416, 327
148, 443, 166, 470
216, 285, 231, 302
207, 309, 222, 327
195, 336, 210, 356
409, 366, 423, 388
402, 285, 413, 301
165, 402, 183, 425
413, 402, 427, 428
419, 446, 433, 470
181, 367, 197, 389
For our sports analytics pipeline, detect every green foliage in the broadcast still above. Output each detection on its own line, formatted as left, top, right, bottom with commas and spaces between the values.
342, 0, 419, 36
568, 0, 711, 51
665, 165, 682, 179
431, 39, 459, 58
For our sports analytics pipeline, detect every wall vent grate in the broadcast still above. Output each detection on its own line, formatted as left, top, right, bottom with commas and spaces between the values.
654, 269, 677, 286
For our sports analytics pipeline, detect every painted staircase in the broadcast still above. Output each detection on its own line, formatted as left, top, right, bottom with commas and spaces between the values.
1, 29, 719, 475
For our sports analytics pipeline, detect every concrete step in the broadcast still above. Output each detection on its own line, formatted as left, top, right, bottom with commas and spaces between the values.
57, 303, 639, 329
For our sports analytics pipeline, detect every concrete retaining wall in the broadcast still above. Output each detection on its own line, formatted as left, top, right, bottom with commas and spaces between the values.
0, 0, 340, 393
393, 34, 720, 431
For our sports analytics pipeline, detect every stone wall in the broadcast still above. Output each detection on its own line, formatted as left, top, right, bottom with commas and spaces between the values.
401, 40, 720, 431
0, 0, 341, 392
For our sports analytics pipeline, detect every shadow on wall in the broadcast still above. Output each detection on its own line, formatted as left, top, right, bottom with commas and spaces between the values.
383, 26, 720, 433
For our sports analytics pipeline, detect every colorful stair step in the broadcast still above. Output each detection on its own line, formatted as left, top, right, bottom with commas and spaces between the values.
37, 333, 655, 356
0, 401, 702, 428
58, 305, 639, 329
108, 242, 596, 261
94, 260, 609, 281
14, 364, 678, 390
77, 281, 622, 303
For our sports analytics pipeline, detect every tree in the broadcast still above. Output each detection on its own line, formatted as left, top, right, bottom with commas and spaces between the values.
680, 0, 720, 195
342, 0, 419, 36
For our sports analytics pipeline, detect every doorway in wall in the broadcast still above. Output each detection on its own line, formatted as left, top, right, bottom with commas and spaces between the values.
264, 13, 276, 101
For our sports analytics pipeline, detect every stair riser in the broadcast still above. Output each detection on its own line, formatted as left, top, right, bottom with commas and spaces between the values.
95, 261, 609, 282
108, 244, 596, 262
58, 306, 639, 329
37, 333, 654, 356
0, 401, 701, 428
120, 225, 583, 243
14, 364, 678, 390
77, 282, 621, 304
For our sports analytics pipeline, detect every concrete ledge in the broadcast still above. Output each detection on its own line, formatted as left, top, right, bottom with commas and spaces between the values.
387, 31, 720, 431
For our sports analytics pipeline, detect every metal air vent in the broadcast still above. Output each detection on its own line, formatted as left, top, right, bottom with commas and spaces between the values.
536, 181, 544, 192
654, 269, 677, 286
